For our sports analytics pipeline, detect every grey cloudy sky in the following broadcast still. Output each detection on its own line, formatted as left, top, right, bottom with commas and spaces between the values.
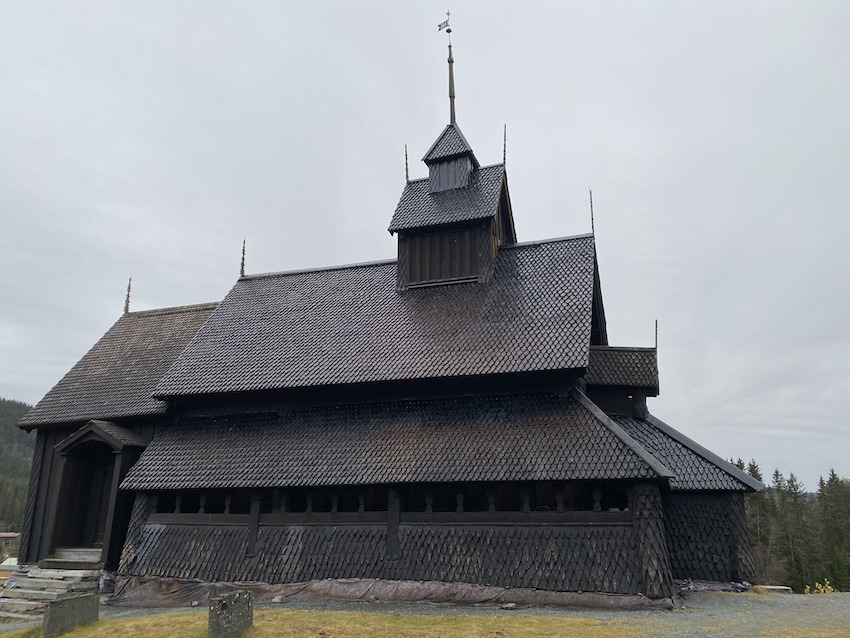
1, 2, 848, 490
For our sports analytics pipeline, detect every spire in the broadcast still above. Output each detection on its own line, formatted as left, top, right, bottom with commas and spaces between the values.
404, 144, 409, 182
439, 11, 456, 124
123, 277, 132, 315
240, 238, 246, 277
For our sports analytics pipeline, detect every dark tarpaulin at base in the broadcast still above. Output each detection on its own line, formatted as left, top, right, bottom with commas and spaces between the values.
108, 576, 677, 611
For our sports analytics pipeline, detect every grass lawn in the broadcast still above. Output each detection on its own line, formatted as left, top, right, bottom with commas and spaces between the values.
0, 608, 644, 638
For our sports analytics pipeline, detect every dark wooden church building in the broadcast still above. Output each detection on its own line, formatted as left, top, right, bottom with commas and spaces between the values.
16, 42, 761, 603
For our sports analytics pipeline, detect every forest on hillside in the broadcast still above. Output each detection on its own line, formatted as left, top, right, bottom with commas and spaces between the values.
736, 459, 850, 592
0, 398, 34, 532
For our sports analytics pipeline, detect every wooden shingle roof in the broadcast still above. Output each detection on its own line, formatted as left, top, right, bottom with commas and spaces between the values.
154, 235, 597, 398
121, 390, 669, 491
18, 303, 217, 429
613, 415, 763, 492
388, 164, 504, 232
421, 123, 478, 164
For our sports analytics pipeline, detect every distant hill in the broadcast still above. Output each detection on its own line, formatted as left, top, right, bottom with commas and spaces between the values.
0, 398, 34, 531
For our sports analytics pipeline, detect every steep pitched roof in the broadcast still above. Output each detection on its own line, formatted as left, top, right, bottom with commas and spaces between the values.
18, 303, 218, 429
121, 390, 666, 491
586, 346, 659, 394
421, 123, 478, 164
612, 414, 763, 492
388, 164, 504, 232
154, 235, 597, 398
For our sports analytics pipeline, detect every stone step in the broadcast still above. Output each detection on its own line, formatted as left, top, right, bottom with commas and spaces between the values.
2, 588, 67, 602
53, 547, 103, 562
0, 609, 41, 621
27, 568, 100, 580
23, 577, 97, 591
0, 598, 47, 614
38, 559, 104, 571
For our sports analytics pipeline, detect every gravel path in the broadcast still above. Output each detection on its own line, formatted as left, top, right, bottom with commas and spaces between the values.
2, 591, 849, 637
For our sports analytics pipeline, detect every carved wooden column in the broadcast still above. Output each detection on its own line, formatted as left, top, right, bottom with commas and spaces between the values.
628, 482, 673, 598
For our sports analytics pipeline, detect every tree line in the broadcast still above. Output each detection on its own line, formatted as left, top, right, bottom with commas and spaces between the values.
735, 459, 850, 592
0, 398, 34, 532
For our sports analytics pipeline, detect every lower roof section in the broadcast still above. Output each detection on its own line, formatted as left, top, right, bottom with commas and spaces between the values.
121, 390, 664, 491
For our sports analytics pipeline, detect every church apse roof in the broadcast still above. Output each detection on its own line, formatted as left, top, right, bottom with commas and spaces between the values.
19, 303, 218, 429
154, 234, 597, 398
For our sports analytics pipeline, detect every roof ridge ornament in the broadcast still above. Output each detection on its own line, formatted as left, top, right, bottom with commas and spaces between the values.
123, 276, 132, 315
439, 11, 456, 124
589, 189, 595, 236
240, 238, 246, 277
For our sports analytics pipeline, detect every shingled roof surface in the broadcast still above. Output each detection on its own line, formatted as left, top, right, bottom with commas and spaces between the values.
19, 303, 217, 429
121, 391, 663, 491
422, 123, 476, 163
388, 164, 504, 232
585, 346, 659, 393
612, 415, 761, 491
154, 235, 596, 398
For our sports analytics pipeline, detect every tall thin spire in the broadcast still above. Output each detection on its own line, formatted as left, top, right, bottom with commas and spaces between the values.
589, 189, 595, 235
440, 11, 456, 124
123, 277, 132, 315
404, 144, 409, 182
240, 238, 246, 277
503, 124, 507, 164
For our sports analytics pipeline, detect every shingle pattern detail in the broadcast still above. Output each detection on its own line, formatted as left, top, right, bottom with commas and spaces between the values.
422, 124, 474, 163
119, 493, 154, 574
613, 416, 752, 491
128, 522, 640, 594
628, 483, 673, 598
19, 304, 217, 428
86, 420, 146, 448
663, 492, 755, 582
388, 164, 503, 232
154, 237, 595, 397
586, 347, 658, 391
121, 392, 660, 491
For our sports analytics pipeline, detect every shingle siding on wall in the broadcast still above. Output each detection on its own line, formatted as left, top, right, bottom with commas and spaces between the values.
663, 492, 756, 582
126, 522, 641, 594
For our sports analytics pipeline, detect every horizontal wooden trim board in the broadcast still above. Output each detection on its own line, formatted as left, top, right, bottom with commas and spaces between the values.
147, 511, 632, 526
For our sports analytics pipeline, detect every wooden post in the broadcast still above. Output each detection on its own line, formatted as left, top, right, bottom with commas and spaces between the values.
387, 487, 400, 560
246, 494, 261, 557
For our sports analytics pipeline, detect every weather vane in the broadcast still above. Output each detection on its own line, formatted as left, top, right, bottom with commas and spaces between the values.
438, 10, 451, 43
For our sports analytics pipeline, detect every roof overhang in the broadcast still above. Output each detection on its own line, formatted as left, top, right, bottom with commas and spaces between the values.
55, 420, 146, 455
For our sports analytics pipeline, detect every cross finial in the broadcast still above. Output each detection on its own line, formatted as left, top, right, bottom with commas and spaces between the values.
240, 238, 246, 277
123, 277, 132, 315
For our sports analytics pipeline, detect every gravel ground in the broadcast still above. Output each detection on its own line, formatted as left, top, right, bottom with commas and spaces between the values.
2, 591, 849, 637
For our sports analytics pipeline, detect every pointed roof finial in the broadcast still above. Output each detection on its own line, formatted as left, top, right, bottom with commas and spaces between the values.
655, 319, 659, 349
503, 124, 507, 165
404, 144, 410, 182
240, 238, 246, 277
439, 11, 456, 124
589, 189, 595, 235
123, 276, 132, 315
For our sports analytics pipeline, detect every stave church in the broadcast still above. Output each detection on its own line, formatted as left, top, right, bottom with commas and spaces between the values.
15, 35, 761, 606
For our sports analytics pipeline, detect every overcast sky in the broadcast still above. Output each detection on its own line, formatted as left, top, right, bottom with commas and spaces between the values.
1, 1, 848, 490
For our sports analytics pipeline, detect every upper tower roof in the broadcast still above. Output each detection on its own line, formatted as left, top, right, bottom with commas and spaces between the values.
422, 123, 480, 166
